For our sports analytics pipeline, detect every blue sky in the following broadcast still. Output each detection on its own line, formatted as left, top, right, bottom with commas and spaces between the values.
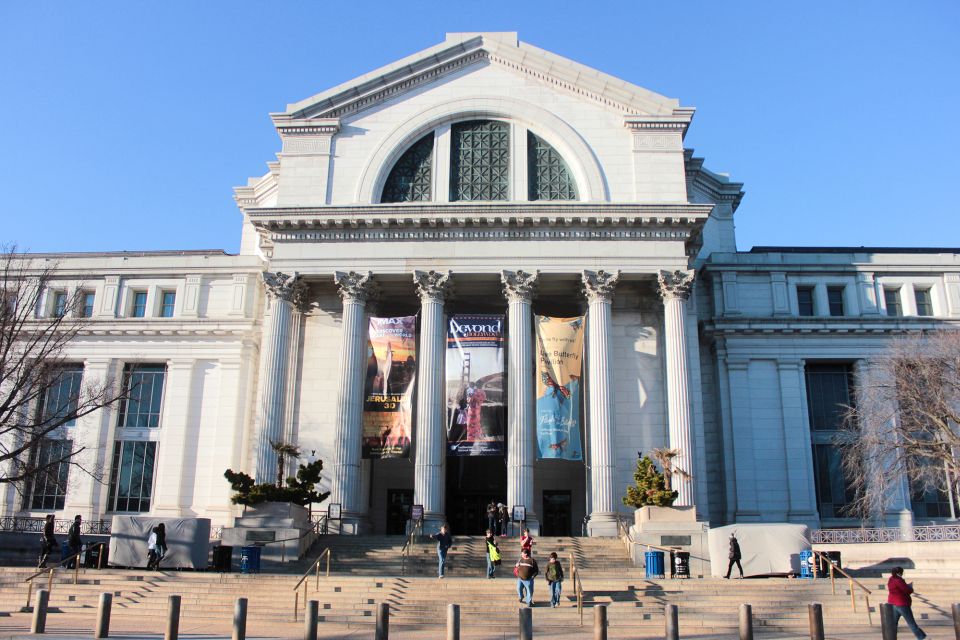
1, 2, 957, 254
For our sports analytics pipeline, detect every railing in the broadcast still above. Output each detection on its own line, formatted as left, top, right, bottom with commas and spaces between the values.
292, 547, 331, 622
400, 517, 423, 576
568, 551, 584, 626
615, 515, 683, 573
811, 550, 873, 625
0, 517, 111, 535
262, 519, 327, 563
23, 542, 108, 610
812, 524, 960, 544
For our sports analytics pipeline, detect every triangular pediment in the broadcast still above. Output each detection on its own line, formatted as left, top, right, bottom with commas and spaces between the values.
276, 32, 688, 122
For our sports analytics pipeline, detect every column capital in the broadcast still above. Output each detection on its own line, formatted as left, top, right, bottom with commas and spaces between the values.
501, 269, 539, 303
262, 271, 307, 307
658, 269, 695, 300
581, 269, 620, 304
413, 270, 452, 303
334, 270, 377, 303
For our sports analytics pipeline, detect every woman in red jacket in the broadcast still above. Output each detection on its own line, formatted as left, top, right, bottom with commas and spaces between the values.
887, 566, 926, 639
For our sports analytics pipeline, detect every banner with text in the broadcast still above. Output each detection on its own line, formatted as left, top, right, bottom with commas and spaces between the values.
362, 315, 416, 459
445, 314, 506, 456
535, 315, 584, 461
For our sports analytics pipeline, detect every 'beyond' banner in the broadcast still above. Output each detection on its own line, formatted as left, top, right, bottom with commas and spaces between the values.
362, 316, 416, 459
535, 315, 584, 460
445, 314, 506, 456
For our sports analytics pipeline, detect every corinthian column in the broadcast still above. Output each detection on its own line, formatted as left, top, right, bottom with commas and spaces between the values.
501, 270, 539, 533
254, 271, 306, 483
330, 271, 376, 534
658, 269, 696, 507
582, 269, 620, 536
413, 270, 452, 533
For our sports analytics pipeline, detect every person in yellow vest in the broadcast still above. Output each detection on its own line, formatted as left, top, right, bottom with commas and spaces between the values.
484, 528, 501, 578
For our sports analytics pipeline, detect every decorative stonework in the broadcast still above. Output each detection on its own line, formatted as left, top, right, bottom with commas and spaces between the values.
413, 270, 452, 303
262, 271, 307, 307
582, 269, 620, 303
501, 269, 539, 303
334, 271, 376, 303
658, 269, 695, 300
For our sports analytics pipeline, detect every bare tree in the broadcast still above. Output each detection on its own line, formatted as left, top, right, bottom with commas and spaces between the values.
840, 330, 960, 520
0, 246, 125, 496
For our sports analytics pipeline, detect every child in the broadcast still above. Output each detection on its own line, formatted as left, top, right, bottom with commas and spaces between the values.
545, 552, 565, 608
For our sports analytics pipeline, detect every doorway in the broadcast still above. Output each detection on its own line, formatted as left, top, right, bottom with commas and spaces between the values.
386, 489, 413, 535
445, 456, 506, 535
541, 490, 572, 536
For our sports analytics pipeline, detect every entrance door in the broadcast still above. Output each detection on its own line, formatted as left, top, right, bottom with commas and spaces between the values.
445, 456, 506, 535
386, 489, 413, 535
541, 490, 572, 536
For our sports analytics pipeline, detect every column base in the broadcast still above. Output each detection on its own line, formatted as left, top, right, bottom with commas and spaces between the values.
330, 512, 370, 535
416, 513, 449, 536
587, 512, 620, 537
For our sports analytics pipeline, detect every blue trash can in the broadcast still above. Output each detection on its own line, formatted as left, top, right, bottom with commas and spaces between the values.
799, 550, 814, 579
240, 545, 261, 574
644, 550, 665, 579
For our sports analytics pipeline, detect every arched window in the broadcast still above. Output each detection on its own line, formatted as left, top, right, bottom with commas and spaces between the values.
450, 120, 509, 201
381, 133, 434, 203
527, 132, 577, 201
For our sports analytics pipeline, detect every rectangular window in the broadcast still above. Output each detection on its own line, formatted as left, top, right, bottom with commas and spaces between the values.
131, 291, 148, 318
911, 484, 956, 519
827, 286, 845, 317
805, 363, 854, 431
884, 288, 902, 317
813, 443, 855, 518
160, 291, 176, 318
914, 288, 933, 316
29, 439, 73, 510
81, 291, 96, 318
117, 364, 166, 428
40, 365, 84, 428
107, 440, 157, 512
53, 291, 68, 318
797, 286, 815, 316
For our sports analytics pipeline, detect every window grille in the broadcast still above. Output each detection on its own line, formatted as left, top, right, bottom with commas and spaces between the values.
117, 364, 166, 428
527, 132, 577, 200
450, 120, 509, 201
29, 439, 72, 510
40, 365, 83, 428
108, 440, 157, 512
381, 133, 434, 203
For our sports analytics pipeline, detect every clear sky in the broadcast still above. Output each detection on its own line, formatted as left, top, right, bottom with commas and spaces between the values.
1, 1, 957, 254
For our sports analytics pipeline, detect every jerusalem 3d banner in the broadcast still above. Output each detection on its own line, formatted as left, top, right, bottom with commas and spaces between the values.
362, 315, 416, 458
445, 314, 506, 456
535, 315, 584, 461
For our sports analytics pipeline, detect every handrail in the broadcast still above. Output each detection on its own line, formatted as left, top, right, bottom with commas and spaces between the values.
292, 547, 331, 622
568, 552, 584, 626
400, 517, 423, 576
267, 519, 325, 563
23, 542, 108, 610
811, 550, 873, 626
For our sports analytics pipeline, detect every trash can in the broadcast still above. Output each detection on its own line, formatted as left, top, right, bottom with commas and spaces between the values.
644, 551, 665, 579
84, 544, 107, 569
673, 551, 690, 578
799, 550, 814, 578
240, 545, 261, 574
826, 550, 842, 570
212, 545, 233, 572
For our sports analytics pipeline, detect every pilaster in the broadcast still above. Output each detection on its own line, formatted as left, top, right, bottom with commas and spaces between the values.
180, 274, 202, 318
62, 358, 114, 519
152, 359, 196, 515
777, 359, 818, 525
274, 118, 340, 206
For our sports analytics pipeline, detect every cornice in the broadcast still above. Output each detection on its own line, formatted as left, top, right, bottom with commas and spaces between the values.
624, 115, 691, 136
270, 117, 341, 135
702, 316, 954, 336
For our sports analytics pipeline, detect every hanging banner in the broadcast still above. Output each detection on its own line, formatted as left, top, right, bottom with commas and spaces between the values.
535, 315, 584, 460
445, 314, 506, 456
362, 316, 416, 459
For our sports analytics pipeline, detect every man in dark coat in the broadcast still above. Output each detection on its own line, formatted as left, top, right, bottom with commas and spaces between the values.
724, 533, 743, 579
38, 514, 57, 568
67, 515, 82, 568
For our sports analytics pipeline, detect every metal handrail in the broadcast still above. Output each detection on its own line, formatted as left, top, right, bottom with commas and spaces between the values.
268, 518, 326, 563
811, 550, 873, 626
400, 517, 423, 576
568, 552, 584, 626
23, 542, 108, 610
292, 547, 331, 622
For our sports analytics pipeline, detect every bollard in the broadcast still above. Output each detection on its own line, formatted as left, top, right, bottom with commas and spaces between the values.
447, 603, 460, 640
165, 594, 181, 640
31, 589, 49, 633
304, 600, 318, 640
95, 592, 113, 638
879, 603, 895, 640
594, 604, 608, 640
808, 603, 824, 640
952, 602, 960, 640
665, 604, 679, 640
375, 602, 390, 640
232, 597, 247, 640
519, 606, 533, 640
739, 603, 753, 640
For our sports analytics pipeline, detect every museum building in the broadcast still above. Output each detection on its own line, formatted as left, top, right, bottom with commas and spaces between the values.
4, 32, 959, 536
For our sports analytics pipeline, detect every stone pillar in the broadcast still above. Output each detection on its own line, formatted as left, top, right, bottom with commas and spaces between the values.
501, 270, 539, 533
254, 272, 305, 483
330, 271, 376, 534
658, 269, 697, 508
582, 269, 620, 536
62, 358, 114, 519
153, 359, 196, 515
413, 270, 451, 533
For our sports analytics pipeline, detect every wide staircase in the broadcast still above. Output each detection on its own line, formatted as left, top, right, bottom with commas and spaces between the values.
0, 536, 956, 636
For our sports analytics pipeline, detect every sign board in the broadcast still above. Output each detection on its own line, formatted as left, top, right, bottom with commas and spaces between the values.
410, 504, 424, 522
245, 530, 276, 542
661, 535, 692, 547
512, 505, 526, 522
327, 503, 342, 520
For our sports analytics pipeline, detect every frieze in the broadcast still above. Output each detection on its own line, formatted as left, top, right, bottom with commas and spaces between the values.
269, 228, 693, 243
501, 269, 539, 303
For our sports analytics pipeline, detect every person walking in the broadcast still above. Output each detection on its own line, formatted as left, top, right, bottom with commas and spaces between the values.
154, 523, 167, 568
515, 550, 539, 607
887, 566, 927, 639
146, 527, 159, 570
67, 515, 82, 568
545, 552, 564, 608
497, 503, 508, 537
37, 514, 57, 568
724, 533, 743, 579
486, 501, 498, 535
430, 523, 453, 579
520, 528, 534, 557
485, 528, 501, 579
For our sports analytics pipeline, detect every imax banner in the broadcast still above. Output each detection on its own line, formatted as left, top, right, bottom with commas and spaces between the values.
535, 315, 584, 461
362, 316, 416, 459
445, 314, 506, 456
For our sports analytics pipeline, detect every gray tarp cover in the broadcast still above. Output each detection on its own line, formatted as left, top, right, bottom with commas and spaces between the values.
708, 523, 810, 577
109, 516, 210, 569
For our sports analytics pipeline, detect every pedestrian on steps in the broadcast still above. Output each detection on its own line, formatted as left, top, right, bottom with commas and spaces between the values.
520, 528, 534, 557
485, 528, 501, 578
498, 503, 508, 537
515, 549, 539, 607
66, 514, 82, 568
146, 527, 159, 570
37, 514, 57, 568
154, 522, 167, 568
887, 566, 927, 639
430, 523, 453, 579
486, 501, 498, 535
724, 533, 743, 579
545, 552, 564, 608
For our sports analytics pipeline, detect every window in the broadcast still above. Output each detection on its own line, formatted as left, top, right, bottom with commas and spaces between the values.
117, 364, 166, 428
797, 286, 815, 316
29, 439, 72, 510
527, 132, 577, 201
40, 365, 83, 428
160, 291, 176, 318
806, 363, 856, 518
449, 120, 510, 201
81, 291, 95, 318
911, 484, 957, 519
381, 133, 433, 203
812, 443, 855, 519
827, 286, 845, 317
52, 291, 68, 318
131, 291, 147, 318
914, 288, 933, 316
884, 288, 902, 316
107, 440, 157, 512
